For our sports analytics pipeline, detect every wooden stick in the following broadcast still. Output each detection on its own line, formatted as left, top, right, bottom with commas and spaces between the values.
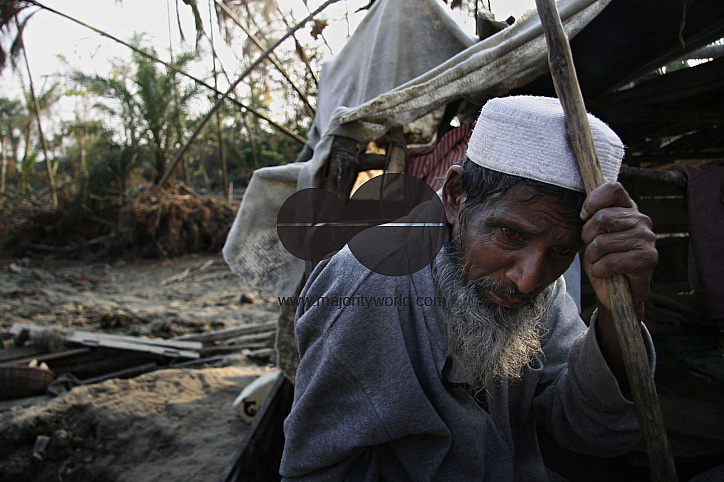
160, 259, 214, 286
534, 1, 677, 480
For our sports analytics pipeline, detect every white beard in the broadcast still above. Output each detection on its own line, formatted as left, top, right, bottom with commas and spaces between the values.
432, 241, 554, 394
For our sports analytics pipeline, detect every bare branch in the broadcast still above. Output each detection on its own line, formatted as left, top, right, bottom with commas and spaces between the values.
215, 0, 316, 117
157, 0, 342, 191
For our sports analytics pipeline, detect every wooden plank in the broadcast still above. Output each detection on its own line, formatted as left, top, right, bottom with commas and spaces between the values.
8, 324, 202, 350
65, 335, 199, 359
225, 332, 276, 345
199, 332, 275, 355
175, 321, 276, 343
219, 374, 294, 482
243, 348, 275, 359
200, 344, 271, 355
0, 348, 91, 367
70, 331, 202, 351
7, 324, 199, 359
172, 356, 226, 368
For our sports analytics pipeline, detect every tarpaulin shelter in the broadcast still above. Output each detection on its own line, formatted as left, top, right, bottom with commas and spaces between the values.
223, 0, 612, 298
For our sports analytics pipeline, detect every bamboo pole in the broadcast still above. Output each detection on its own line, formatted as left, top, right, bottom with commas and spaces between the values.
534, 1, 677, 480
19, 27, 56, 207
157, 0, 342, 191
208, 0, 229, 196
1, 135, 7, 193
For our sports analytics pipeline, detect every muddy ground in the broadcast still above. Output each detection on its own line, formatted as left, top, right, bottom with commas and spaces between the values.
0, 253, 280, 481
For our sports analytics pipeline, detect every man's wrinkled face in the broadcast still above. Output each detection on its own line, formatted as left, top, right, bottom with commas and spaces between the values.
435, 177, 584, 391
449, 184, 583, 308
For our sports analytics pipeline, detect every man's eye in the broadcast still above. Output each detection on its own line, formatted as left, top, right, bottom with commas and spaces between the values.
552, 245, 573, 257
501, 228, 523, 241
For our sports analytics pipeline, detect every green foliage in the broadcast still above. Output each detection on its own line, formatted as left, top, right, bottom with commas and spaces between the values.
70, 40, 202, 185
75, 145, 139, 211
3, 0, 351, 206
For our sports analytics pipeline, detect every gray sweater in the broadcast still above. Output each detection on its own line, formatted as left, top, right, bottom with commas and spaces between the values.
280, 245, 648, 481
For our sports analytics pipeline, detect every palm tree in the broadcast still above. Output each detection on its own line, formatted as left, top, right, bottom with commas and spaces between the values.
60, 117, 103, 178
133, 48, 200, 183
0, 6, 61, 205
71, 41, 200, 185
11, 79, 60, 199
0, 0, 32, 74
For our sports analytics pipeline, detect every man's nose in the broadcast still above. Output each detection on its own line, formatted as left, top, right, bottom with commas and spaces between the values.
505, 250, 546, 294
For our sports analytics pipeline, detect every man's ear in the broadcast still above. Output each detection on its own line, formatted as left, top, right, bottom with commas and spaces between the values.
441, 165, 466, 225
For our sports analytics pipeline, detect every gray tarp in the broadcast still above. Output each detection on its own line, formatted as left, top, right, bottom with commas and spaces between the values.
223, 0, 610, 296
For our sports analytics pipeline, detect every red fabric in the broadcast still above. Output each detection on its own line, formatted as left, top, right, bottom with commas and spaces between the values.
676, 160, 724, 325
407, 121, 474, 191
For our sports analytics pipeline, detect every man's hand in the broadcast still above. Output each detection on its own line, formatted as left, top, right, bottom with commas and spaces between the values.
580, 182, 658, 320
579, 182, 657, 390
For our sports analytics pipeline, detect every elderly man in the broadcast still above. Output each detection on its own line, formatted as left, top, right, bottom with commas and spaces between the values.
280, 96, 658, 480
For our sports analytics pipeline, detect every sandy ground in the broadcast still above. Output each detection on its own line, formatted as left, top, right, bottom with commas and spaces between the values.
0, 253, 278, 336
3, 252, 724, 481
0, 253, 280, 481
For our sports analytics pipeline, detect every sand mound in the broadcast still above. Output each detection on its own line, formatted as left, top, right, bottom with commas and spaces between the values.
0, 365, 269, 482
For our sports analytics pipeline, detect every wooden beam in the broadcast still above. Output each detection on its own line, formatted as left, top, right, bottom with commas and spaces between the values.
618, 166, 687, 189
175, 321, 277, 343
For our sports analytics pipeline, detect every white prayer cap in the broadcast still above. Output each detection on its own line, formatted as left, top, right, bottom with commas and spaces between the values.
465, 96, 624, 193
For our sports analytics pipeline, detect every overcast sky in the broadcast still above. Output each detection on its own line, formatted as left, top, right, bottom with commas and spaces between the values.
0, 0, 537, 122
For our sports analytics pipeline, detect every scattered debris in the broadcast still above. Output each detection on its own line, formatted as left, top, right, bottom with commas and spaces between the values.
32, 435, 50, 461
0, 319, 278, 403
160, 260, 215, 286
233, 369, 282, 423
0, 253, 279, 481
0, 366, 268, 481
0, 187, 239, 260
240, 292, 256, 304
7, 324, 202, 360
